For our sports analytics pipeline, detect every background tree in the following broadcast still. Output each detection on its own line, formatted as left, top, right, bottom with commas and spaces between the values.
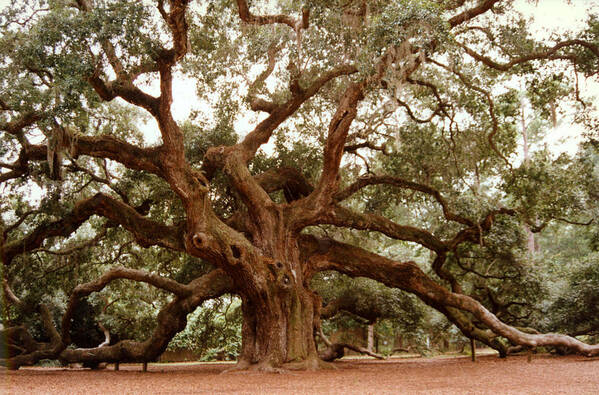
1, 0, 599, 371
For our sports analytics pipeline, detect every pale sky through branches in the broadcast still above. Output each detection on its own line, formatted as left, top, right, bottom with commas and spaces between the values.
0, 0, 597, 153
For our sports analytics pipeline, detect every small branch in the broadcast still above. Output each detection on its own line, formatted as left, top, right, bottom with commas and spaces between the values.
66, 160, 128, 202
235, 64, 358, 163
236, 0, 303, 30
458, 40, 599, 72
447, 208, 515, 250
0, 7, 50, 28
448, 0, 502, 28
2, 278, 24, 308
0, 111, 42, 137
344, 141, 385, 153
428, 58, 511, 168
247, 42, 281, 113
395, 98, 441, 123
97, 322, 110, 348
250, 98, 277, 113
3, 209, 41, 239
406, 77, 451, 118
32, 228, 107, 256
555, 217, 594, 226
456, 256, 519, 280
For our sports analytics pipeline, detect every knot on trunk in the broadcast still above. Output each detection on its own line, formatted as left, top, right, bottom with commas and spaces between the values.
266, 259, 294, 290
187, 231, 218, 255
227, 243, 244, 265
192, 232, 207, 249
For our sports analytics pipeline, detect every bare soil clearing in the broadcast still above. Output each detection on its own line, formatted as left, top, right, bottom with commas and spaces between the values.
3, 354, 599, 394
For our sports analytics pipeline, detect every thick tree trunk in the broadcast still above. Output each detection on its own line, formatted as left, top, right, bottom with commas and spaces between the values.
236, 284, 320, 370
229, 233, 323, 370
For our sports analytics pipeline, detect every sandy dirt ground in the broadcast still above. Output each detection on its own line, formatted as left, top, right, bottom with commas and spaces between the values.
2, 354, 599, 394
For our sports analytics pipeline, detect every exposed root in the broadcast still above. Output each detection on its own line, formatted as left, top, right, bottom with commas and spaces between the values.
283, 356, 336, 371
223, 360, 286, 374
223, 356, 335, 373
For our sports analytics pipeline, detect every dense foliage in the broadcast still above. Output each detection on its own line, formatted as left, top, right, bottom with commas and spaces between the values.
1, 0, 599, 370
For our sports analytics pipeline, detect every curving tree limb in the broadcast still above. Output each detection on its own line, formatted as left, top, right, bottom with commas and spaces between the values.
2, 193, 185, 266
1, 269, 233, 369
302, 235, 599, 357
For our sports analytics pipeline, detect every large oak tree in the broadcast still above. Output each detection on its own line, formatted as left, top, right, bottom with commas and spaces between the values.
1, 0, 599, 370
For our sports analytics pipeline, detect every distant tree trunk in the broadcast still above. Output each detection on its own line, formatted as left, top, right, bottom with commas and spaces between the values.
549, 101, 558, 129
521, 99, 537, 258
367, 324, 375, 352
394, 333, 403, 351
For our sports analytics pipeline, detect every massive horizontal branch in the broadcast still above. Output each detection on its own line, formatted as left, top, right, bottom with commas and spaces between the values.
255, 169, 512, 254
61, 267, 193, 345
2, 193, 184, 266
318, 205, 448, 253
2, 269, 233, 369
1, 304, 63, 369
24, 132, 164, 176
302, 234, 599, 357
318, 330, 387, 362
59, 269, 232, 365
439, 306, 508, 356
